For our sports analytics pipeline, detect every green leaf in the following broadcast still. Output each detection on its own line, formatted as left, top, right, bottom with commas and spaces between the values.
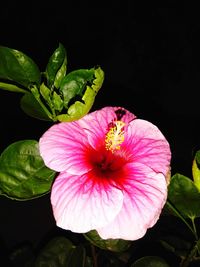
52, 91, 64, 112
0, 46, 41, 88
0, 140, 56, 200
40, 82, 52, 105
35, 237, 86, 267
54, 57, 67, 89
84, 230, 131, 252
57, 66, 104, 122
39, 83, 64, 113
131, 256, 170, 267
46, 43, 67, 88
168, 173, 200, 219
192, 150, 200, 191
35, 236, 75, 267
67, 245, 86, 267
59, 68, 95, 108
0, 81, 27, 93
20, 92, 51, 121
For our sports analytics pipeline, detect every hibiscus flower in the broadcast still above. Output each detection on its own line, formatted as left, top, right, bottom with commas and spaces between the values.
39, 106, 171, 240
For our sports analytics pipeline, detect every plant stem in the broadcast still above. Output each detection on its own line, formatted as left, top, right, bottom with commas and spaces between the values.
91, 245, 98, 267
31, 86, 54, 120
166, 201, 197, 239
0, 82, 27, 93
191, 217, 198, 240
166, 202, 200, 266
181, 239, 200, 267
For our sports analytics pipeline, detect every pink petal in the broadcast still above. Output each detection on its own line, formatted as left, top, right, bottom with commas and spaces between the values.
39, 106, 171, 240
51, 171, 124, 233
39, 122, 92, 174
97, 162, 167, 240
78, 106, 136, 149
39, 106, 136, 173
124, 119, 171, 176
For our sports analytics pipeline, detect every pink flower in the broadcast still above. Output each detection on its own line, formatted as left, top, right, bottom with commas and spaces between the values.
39, 106, 171, 240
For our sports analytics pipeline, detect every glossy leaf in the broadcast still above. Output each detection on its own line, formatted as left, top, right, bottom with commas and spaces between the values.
52, 91, 64, 112
0, 81, 27, 93
59, 68, 95, 107
35, 237, 86, 267
168, 173, 200, 219
40, 83, 64, 112
192, 150, 200, 191
0, 140, 56, 200
67, 245, 86, 267
20, 92, 51, 121
0, 46, 41, 88
35, 237, 74, 267
54, 56, 67, 89
40, 82, 51, 104
57, 66, 104, 122
46, 43, 67, 88
84, 230, 131, 252
131, 256, 170, 267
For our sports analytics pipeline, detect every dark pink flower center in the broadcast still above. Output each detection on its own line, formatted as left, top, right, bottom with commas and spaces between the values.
88, 147, 128, 186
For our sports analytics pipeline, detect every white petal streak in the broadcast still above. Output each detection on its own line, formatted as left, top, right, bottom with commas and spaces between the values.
124, 119, 171, 174
39, 122, 91, 174
51, 172, 124, 233
97, 163, 167, 240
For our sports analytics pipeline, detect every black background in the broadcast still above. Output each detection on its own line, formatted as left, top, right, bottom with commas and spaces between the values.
1, 1, 200, 260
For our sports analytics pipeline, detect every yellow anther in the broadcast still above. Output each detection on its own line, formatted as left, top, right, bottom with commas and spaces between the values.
105, 121, 125, 152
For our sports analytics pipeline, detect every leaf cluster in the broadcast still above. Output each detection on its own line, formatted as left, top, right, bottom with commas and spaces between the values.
0, 44, 104, 122
1, 44, 200, 267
